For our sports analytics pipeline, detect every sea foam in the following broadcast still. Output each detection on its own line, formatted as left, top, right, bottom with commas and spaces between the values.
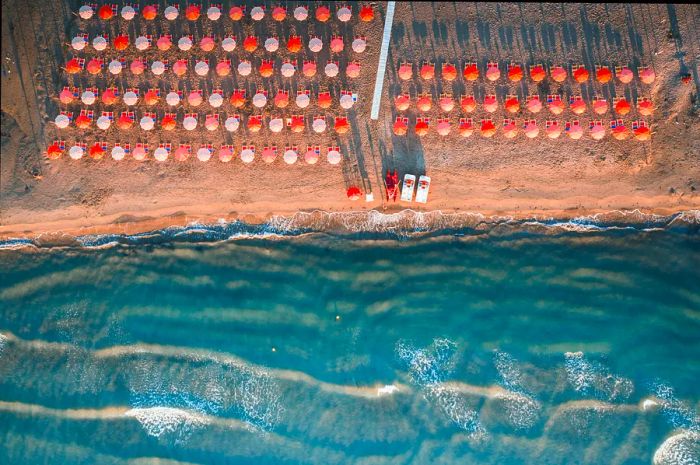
564, 352, 634, 401
653, 431, 700, 465
124, 407, 210, 441
493, 351, 541, 429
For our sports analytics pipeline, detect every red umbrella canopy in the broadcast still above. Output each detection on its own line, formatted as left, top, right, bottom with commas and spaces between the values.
439, 95, 454, 112
612, 124, 629, 140
483, 95, 498, 113
145, 89, 159, 105
335, 118, 349, 134
505, 97, 520, 113
98, 5, 113, 20
548, 98, 566, 115
65, 58, 81, 74
617, 67, 634, 84
480, 119, 496, 137
460, 95, 477, 113
60, 88, 74, 103
185, 5, 200, 20
230, 90, 246, 108
347, 186, 362, 200
573, 66, 589, 83
248, 115, 262, 131
417, 95, 432, 112
393, 118, 407, 135
638, 99, 654, 116
142, 5, 157, 20
117, 114, 133, 129
89, 143, 105, 159
229, 6, 244, 20
570, 98, 586, 115
162, 115, 176, 130
463, 63, 479, 81
174, 146, 190, 161
46, 143, 62, 159
157, 36, 172, 51
259, 61, 274, 77
316, 5, 331, 22
74, 114, 90, 128
359, 5, 374, 21
615, 98, 631, 115
318, 92, 332, 108
530, 65, 546, 82
551, 66, 567, 83
596, 66, 613, 83
114, 35, 129, 51
274, 90, 289, 108
436, 120, 451, 136
86, 59, 102, 75
216, 61, 231, 76
272, 6, 286, 21
330, 37, 344, 53
508, 64, 523, 82
291, 116, 304, 132
640, 68, 655, 84
398, 63, 413, 81
395, 94, 410, 111
459, 120, 474, 137
634, 125, 651, 141
420, 63, 435, 80
415, 120, 429, 136
593, 99, 608, 115
243, 36, 258, 52
287, 36, 302, 53
131, 60, 145, 75
442, 63, 457, 81
173, 60, 187, 76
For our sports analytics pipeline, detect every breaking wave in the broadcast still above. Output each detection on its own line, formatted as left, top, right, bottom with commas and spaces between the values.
650, 382, 700, 431
653, 431, 700, 465
493, 351, 541, 429
564, 352, 634, 402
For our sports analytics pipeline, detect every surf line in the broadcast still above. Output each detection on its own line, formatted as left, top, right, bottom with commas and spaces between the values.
370, 1, 396, 120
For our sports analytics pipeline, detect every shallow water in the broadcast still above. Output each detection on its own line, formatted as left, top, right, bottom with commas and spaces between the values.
1, 228, 699, 465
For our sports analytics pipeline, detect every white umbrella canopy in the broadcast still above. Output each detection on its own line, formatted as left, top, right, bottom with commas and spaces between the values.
197, 147, 212, 161
69, 145, 84, 160
121, 5, 135, 20
252, 93, 267, 108
123, 91, 138, 106
54, 114, 70, 128
309, 37, 323, 53
269, 117, 284, 133
71, 36, 87, 50
92, 36, 107, 51
140, 116, 155, 130
222, 37, 236, 52
340, 93, 354, 109
78, 5, 93, 19
281, 62, 296, 77
195, 61, 209, 76
224, 116, 240, 132
283, 149, 298, 164
207, 6, 221, 20
209, 93, 223, 108
178, 36, 193, 51
108, 59, 122, 75
250, 6, 264, 20
166, 92, 180, 106
240, 148, 254, 163
337, 6, 351, 22
352, 37, 367, 53
294, 5, 308, 20
154, 147, 169, 161
312, 118, 327, 133
238, 61, 252, 76
296, 93, 310, 108
96, 115, 111, 130
151, 61, 166, 75
81, 90, 96, 105
164, 6, 179, 20
135, 36, 150, 50
327, 149, 341, 165
265, 37, 279, 52
111, 146, 125, 160
183, 116, 198, 130
324, 62, 339, 77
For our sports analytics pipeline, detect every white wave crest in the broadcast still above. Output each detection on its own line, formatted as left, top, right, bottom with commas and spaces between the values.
125, 407, 209, 441
651, 382, 700, 431
653, 431, 700, 465
0, 333, 6, 356
492, 351, 541, 429
564, 352, 634, 401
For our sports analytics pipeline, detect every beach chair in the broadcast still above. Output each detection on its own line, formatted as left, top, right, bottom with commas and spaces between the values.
415, 176, 431, 204
401, 174, 416, 202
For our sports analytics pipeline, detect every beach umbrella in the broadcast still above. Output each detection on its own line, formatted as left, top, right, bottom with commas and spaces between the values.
154, 147, 168, 162
328, 149, 342, 165
200, 37, 215, 52
283, 149, 298, 165
164, 5, 178, 20
524, 121, 539, 138
596, 66, 613, 83
420, 63, 435, 80
335, 118, 349, 134
209, 93, 223, 108
638, 99, 654, 116
573, 66, 589, 83
144, 89, 159, 106
395, 94, 410, 111
296, 93, 310, 108
617, 67, 634, 84
593, 99, 608, 115
612, 123, 629, 140
398, 63, 413, 81
272, 6, 286, 21
505, 97, 520, 114
330, 37, 344, 53
459, 119, 474, 137
151, 60, 166, 75
59, 88, 74, 104
546, 122, 562, 139
108, 59, 122, 75
69, 145, 84, 159
316, 5, 331, 22
135, 36, 150, 50
290, 116, 304, 132
123, 90, 139, 106
325, 62, 339, 77
393, 118, 407, 135
526, 97, 542, 113
312, 118, 327, 133
294, 5, 308, 20
248, 116, 263, 132
81, 89, 96, 105
346, 186, 362, 200
615, 98, 631, 115
359, 5, 374, 21
590, 124, 605, 140
230, 90, 245, 108
114, 35, 129, 51
340, 93, 354, 109
89, 143, 105, 159
140, 115, 155, 130
547, 98, 565, 115
102, 88, 118, 105
309, 37, 323, 53
238, 60, 252, 76
222, 37, 236, 52
305, 148, 319, 164
634, 125, 651, 141
195, 61, 209, 76
415, 119, 429, 137
463, 63, 479, 81
551, 65, 567, 83
111, 146, 125, 160
174, 146, 190, 161
86, 58, 102, 74
117, 114, 133, 129
207, 6, 221, 20
98, 5, 113, 20
188, 91, 203, 106
318, 93, 332, 108
281, 62, 296, 77
157, 36, 172, 51
229, 6, 244, 21
162, 115, 176, 130
508, 64, 523, 82
486, 64, 501, 81
480, 120, 496, 138
173, 59, 188, 76
183, 115, 198, 130
251, 6, 264, 21
265, 37, 280, 52
570, 99, 586, 115
287, 36, 302, 53
219, 147, 233, 162
132, 146, 147, 160
274, 91, 289, 108
417, 95, 432, 112
530, 65, 546, 82
303, 61, 317, 77
337, 6, 351, 22
143, 5, 158, 20
65, 58, 81, 74
253, 92, 267, 108
54, 114, 70, 128
224, 116, 240, 132
78, 5, 94, 19
243, 36, 258, 52
71, 36, 87, 50
213, 61, 230, 77
262, 147, 276, 163
442, 63, 457, 81
269, 117, 284, 133
46, 143, 62, 159
566, 123, 583, 140
483, 95, 498, 113
436, 120, 451, 136
197, 147, 212, 161
640, 68, 655, 84
346, 62, 360, 78
185, 5, 200, 20
240, 148, 254, 163
503, 120, 517, 139
352, 37, 367, 53
460, 95, 477, 113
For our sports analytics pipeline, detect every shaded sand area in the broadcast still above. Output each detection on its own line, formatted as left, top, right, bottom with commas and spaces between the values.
1, 1, 699, 238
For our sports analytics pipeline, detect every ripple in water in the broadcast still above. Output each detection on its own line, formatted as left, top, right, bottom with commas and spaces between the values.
564, 352, 634, 401
493, 351, 541, 429
396, 338, 486, 440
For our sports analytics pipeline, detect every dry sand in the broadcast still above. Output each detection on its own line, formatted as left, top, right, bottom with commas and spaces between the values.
1, 1, 699, 239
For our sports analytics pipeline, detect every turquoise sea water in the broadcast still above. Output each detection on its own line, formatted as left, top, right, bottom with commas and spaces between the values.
1, 215, 699, 465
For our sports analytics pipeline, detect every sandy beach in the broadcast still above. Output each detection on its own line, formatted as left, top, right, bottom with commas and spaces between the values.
1, 1, 699, 240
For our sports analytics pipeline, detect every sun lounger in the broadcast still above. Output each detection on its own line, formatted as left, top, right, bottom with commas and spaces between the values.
415, 176, 431, 203
400, 174, 415, 202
